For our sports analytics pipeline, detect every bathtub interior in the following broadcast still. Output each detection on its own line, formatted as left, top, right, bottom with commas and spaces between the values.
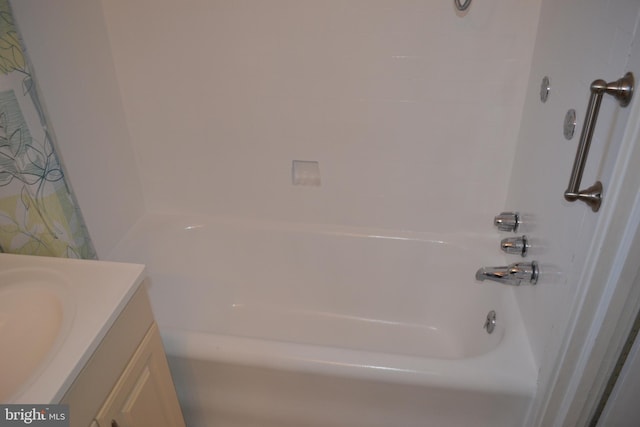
109, 214, 525, 361
108, 213, 537, 426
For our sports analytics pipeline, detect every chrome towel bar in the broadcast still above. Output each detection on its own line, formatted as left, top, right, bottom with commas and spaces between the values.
564, 72, 634, 212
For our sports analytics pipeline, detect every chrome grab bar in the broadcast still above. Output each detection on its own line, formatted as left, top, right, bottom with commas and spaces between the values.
454, 0, 471, 12
564, 72, 634, 212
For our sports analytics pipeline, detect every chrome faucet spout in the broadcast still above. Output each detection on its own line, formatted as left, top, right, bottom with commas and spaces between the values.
475, 261, 538, 286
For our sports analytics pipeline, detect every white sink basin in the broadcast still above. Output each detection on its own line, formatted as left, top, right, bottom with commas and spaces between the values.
0, 254, 145, 404
0, 268, 74, 402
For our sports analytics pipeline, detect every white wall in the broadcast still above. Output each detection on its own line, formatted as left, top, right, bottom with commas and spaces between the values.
100, 0, 540, 233
10, 0, 145, 258
504, 0, 640, 424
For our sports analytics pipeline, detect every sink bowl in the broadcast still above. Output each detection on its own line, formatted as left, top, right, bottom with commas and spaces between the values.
0, 254, 145, 404
0, 268, 75, 402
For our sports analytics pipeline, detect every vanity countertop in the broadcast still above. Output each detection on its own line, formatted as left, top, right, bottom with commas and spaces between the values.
0, 253, 145, 404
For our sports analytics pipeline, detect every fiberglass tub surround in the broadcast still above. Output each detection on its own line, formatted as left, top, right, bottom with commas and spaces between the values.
109, 213, 537, 427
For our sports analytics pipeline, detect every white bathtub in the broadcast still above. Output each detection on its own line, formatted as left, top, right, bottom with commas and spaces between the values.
109, 214, 537, 427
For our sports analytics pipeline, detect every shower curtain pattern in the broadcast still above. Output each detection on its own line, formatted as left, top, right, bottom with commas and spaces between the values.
0, 0, 95, 258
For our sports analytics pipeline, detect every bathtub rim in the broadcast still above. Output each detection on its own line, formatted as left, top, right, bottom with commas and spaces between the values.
106, 212, 511, 260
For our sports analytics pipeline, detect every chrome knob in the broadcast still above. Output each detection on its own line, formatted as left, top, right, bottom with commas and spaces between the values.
484, 310, 496, 334
494, 212, 520, 232
501, 235, 529, 257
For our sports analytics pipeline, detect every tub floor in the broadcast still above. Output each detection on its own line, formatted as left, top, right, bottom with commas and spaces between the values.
168, 356, 531, 427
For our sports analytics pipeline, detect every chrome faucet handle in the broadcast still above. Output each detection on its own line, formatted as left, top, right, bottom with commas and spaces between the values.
501, 235, 529, 257
494, 212, 520, 232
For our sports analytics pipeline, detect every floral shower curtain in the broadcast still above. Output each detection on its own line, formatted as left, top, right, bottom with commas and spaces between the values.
0, 0, 95, 258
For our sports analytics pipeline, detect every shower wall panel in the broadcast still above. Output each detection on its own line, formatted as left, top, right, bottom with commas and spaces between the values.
101, 0, 541, 233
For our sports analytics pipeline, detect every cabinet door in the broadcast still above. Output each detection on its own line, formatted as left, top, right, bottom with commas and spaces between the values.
95, 324, 186, 427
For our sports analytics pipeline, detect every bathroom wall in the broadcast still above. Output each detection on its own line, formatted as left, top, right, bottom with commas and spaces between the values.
99, 0, 541, 234
10, 0, 145, 258
505, 0, 640, 423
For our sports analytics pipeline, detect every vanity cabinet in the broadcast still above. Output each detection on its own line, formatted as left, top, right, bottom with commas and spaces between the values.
94, 323, 185, 427
61, 285, 186, 427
